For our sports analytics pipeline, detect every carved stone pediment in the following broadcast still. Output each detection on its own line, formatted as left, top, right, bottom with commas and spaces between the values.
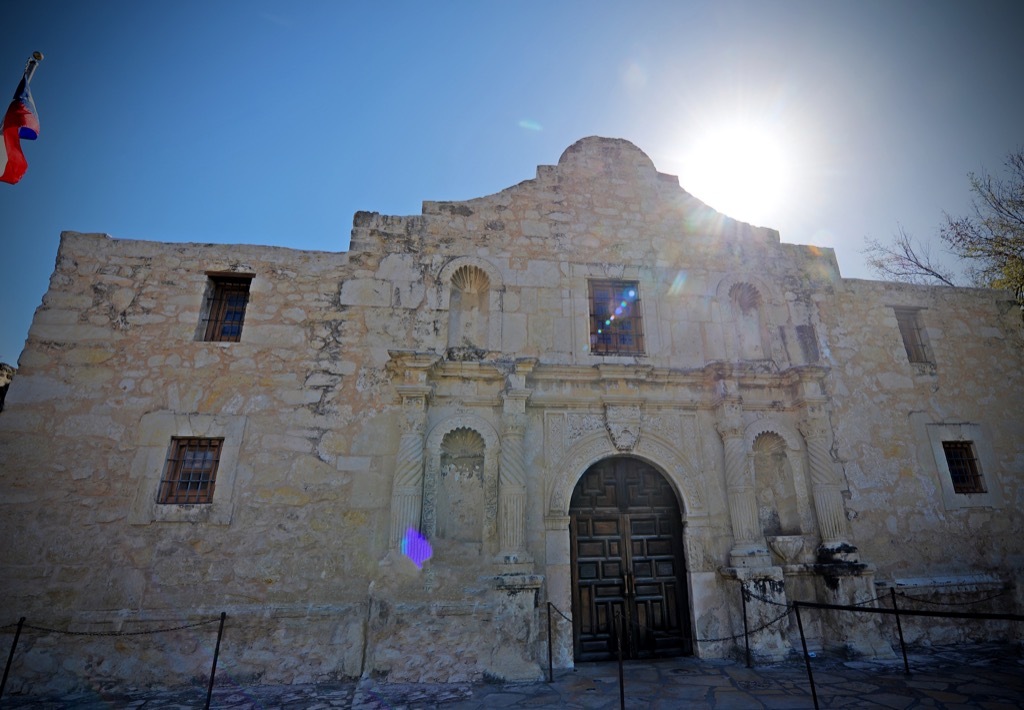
605, 404, 642, 451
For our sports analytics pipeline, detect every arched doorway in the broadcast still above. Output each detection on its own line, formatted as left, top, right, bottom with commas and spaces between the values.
569, 457, 692, 661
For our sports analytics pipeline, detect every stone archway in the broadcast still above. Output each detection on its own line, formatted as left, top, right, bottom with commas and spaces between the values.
568, 456, 692, 661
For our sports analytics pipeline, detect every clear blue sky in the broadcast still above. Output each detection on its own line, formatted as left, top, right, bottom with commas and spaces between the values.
2, 0, 1022, 365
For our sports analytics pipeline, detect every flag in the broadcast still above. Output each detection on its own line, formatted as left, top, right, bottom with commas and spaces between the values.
1, 60, 41, 185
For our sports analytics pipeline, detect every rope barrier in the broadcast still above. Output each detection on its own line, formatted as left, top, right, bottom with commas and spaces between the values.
18, 617, 222, 637
694, 607, 793, 643
896, 588, 1008, 607
548, 604, 573, 624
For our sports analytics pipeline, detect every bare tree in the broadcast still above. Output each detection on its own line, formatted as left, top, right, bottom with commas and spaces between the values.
863, 148, 1024, 310
862, 225, 957, 286
940, 149, 1024, 303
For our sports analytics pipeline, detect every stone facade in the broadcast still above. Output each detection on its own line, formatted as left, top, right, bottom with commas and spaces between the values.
1, 137, 1022, 693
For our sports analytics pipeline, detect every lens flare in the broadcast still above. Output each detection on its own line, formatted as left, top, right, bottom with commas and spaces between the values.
401, 528, 432, 568
668, 271, 688, 296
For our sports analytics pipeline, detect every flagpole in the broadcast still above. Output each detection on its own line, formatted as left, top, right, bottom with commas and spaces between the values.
23, 52, 44, 85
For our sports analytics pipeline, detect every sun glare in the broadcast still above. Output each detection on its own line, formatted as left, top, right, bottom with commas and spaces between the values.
677, 120, 795, 227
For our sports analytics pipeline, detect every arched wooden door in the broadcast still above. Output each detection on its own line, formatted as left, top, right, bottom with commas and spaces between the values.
569, 457, 692, 661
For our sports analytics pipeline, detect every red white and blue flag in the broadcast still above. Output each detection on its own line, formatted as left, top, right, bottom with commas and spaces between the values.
1, 60, 41, 185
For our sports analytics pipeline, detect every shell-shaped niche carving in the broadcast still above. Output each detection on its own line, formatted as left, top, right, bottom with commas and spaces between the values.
441, 427, 486, 457
729, 282, 762, 314
447, 266, 491, 354
728, 281, 769, 360
450, 265, 491, 295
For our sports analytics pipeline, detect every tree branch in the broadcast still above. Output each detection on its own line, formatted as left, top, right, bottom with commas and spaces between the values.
862, 225, 958, 286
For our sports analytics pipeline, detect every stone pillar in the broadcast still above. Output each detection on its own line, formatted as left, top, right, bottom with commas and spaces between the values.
389, 385, 431, 549
799, 411, 856, 560
498, 409, 528, 560
717, 403, 770, 567
498, 361, 533, 564
725, 567, 792, 661
544, 514, 574, 670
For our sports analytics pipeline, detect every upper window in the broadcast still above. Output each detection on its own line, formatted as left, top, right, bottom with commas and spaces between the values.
795, 324, 820, 364
893, 307, 931, 364
589, 280, 644, 355
942, 441, 986, 494
157, 437, 224, 504
203, 275, 252, 342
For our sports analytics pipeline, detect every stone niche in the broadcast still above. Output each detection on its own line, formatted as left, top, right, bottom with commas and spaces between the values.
436, 428, 486, 543
367, 413, 543, 683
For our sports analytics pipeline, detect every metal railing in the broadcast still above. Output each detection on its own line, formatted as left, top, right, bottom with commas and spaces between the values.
547, 583, 1019, 710
1, 612, 227, 709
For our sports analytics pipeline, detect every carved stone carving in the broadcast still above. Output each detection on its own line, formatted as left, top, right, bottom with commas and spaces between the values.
635, 436, 704, 513
605, 404, 642, 451
642, 412, 678, 441
545, 412, 565, 465
566, 413, 604, 446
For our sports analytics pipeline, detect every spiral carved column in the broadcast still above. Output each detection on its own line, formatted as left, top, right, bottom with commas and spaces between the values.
799, 413, 856, 559
389, 389, 429, 549
718, 407, 770, 567
499, 390, 531, 563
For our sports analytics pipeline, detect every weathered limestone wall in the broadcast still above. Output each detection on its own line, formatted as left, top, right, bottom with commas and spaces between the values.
2, 137, 1022, 693
0, 233, 387, 690
824, 280, 1024, 576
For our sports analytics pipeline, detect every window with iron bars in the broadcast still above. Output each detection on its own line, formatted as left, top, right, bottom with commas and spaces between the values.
942, 440, 986, 494
589, 280, 644, 355
203, 276, 252, 342
157, 437, 224, 504
893, 307, 931, 364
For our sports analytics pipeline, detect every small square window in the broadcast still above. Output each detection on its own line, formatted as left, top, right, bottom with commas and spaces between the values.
942, 441, 986, 494
893, 307, 931, 364
203, 276, 252, 342
589, 280, 644, 355
158, 438, 223, 504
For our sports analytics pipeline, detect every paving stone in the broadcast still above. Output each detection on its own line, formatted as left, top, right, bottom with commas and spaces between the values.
2, 646, 1022, 709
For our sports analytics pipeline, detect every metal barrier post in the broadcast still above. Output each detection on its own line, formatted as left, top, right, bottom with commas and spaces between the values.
890, 588, 910, 675
0, 617, 26, 701
793, 602, 819, 710
615, 609, 625, 710
741, 584, 751, 668
205, 612, 227, 710
547, 602, 554, 683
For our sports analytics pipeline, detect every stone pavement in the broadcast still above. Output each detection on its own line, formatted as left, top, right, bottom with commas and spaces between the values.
2, 645, 1022, 708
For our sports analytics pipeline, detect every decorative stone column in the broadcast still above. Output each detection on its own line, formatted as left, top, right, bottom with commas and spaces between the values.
498, 360, 534, 564
717, 402, 770, 567
389, 385, 431, 549
385, 351, 437, 551
798, 409, 857, 561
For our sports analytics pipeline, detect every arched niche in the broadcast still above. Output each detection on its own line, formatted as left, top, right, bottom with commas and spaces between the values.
438, 257, 503, 356
743, 417, 815, 537
423, 414, 500, 547
715, 275, 777, 362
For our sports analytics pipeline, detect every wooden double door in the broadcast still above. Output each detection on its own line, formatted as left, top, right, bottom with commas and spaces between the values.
570, 457, 692, 661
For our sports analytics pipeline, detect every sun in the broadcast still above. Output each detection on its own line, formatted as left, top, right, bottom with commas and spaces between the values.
676, 120, 795, 227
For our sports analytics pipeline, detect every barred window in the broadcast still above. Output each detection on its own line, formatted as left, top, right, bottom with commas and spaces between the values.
157, 438, 224, 504
203, 276, 252, 342
942, 441, 985, 494
893, 307, 931, 364
589, 280, 644, 355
